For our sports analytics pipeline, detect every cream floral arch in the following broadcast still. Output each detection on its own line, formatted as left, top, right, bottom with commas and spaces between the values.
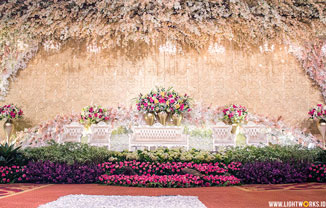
0, 0, 326, 102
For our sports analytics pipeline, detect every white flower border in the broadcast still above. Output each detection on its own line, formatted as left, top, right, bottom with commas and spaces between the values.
16, 103, 320, 149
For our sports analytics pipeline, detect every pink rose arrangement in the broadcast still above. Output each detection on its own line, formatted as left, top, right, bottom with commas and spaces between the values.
136, 87, 192, 114
222, 104, 248, 124
80, 105, 110, 127
0, 104, 23, 121
308, 104, 326, 122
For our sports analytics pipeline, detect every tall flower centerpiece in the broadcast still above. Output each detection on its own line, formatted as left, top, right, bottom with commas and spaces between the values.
222, 104, 248, 134
136, 87, 192, 126
308, 104, 326, 148
80, 105, 110, 128
0, 104, 23, 142
170, 94, 192, 126
136, 90, 157, 126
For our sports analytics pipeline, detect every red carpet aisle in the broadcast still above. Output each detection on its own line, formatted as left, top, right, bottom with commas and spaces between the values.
0, 184, 325, 208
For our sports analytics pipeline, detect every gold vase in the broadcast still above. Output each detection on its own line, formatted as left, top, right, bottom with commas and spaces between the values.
157, 111, 168, 125
4, 119, 14, 143
317, 120, 326, 149
231, 124, 239, 134
172, 113, 183, 126
144, 112, 155, 126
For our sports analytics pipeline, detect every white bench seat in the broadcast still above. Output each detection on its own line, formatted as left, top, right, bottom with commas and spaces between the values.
129, 123, 188, 151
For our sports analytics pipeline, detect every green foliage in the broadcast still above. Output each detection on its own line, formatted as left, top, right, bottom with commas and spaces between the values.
111, 126, 129, 135
135, 148, 223, 163
222, 145, 326, 164
22, 141, 111, 165
21, 142, 326, 165
22, 142, 224, 164
184, 126, 213, 138
0, 143, 26, 166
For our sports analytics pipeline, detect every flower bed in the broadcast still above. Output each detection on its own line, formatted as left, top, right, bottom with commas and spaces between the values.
99, 161, 241, 176
0, 161, 325, 185
24, 161, 104, 184
309, 163, 326, 183
1, 144, 326, 185
235, 161, 310, 184
0, 165, 26, 184
98, 174, 240, 188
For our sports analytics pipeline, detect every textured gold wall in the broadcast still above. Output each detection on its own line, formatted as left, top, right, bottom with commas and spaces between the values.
0, 41, 324, 134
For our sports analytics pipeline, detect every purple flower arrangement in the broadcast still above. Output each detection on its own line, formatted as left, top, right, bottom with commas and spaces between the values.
0, 165, 26, 183
24, 161, 104, 184
98, 174, 240, 188
308, 163, 326, 183
236, 161, 310, 184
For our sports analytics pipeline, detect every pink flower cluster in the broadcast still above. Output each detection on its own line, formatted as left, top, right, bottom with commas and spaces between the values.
98, 161, 241, 176
80, 105, 111, 126
222, 104, 248, 124
0, 104, 23, 120
98, 174, 240, 188
136, 87, 191, 114
0, 165, 26, 184
308, 104, 326, 121
308, 163, 326, 183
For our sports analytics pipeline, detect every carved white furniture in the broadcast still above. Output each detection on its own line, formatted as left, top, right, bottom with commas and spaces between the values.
129, 123, 189, 151
88, 122, 112, 149
212, 122, 235, 150
59, 122, 84, 143
243, 121, 267, 146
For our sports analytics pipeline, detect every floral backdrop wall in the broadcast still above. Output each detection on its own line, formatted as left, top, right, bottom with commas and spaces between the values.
0, 0, 326, 101
0, 41, 323, 138
0, 0, 325, 138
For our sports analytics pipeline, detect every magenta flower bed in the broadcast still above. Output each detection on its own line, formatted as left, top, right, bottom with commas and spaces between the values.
0, 165, 26, 184
97, 161, 241, 187
98, 161, 241, 176
98, 174, 240, 188
308, 163, 326, 182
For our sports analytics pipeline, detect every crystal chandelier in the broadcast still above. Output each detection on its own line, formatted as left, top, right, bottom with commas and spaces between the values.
159, 41, 179, 55
87, 43, 101, 54
43, 40, 61, 51
259, 42, 275, 53
208, 43, 225, 54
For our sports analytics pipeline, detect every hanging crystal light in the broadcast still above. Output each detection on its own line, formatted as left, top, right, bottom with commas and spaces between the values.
43, 40, 61, 51
159, 41, 180, 55
259, 42, 275, 53
285, 43, 303, 59
208, 43, 225, 54
87, 43, 101, 54
321, 43, 326, 57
